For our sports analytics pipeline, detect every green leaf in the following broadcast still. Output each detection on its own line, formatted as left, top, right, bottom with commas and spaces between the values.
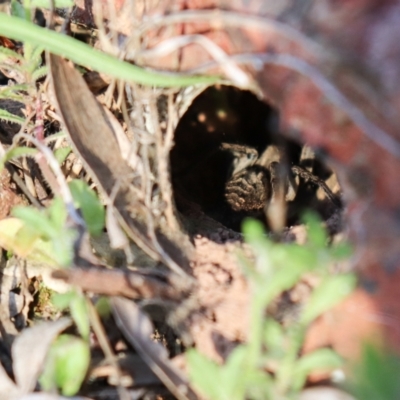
54, 146, 71, 165
260, 257, 313, 307
187, 349, 223, 400
50, 228, 75, 267
245, 368, 273, 399
330, 242, 353, 259
2, 146, 37, 161
270, 243, 317, 271
48, 197, 67, 230
242, 218, 266, 243
241, 218, 275, 278
52, 291, 75, 310
302, 211, 327, 248
12, 205, 58, 239
0, 109, 26, 124
220, 345, 248, 400
11, 202, 75, 267
301, 274, 356, 325
0, 146, 38, 171
0, 217, 59, 265
95, 296, 111, 317
31, 65, 47, 82
0, 83, 29, 93
31, 0, 74, 7
56, 335, 90, 395
352, 344, 400, 400
263, 319, 284, 352
30, 44, 44, 63
70, 294, 90, 340
40, 334, 90, 396
69, 179, 105, 236
44, 130, 67, 144
293, 348, 343, 391
10, 0, 26, 19
0, 146, 37, 171
0, 84, 28, 102
12, 222, 41, 255
0, 45, 23, 61
0, 91, 25, 102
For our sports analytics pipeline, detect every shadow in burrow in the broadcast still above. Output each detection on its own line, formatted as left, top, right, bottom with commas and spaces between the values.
169, 85, 341, 236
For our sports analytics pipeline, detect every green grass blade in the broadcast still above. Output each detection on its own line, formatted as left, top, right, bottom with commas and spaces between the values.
0, 13, 220, 87
0, 91, 25, 102
0, 45, 24, 61
0, 109, 26, 124
31, 65, 48, 82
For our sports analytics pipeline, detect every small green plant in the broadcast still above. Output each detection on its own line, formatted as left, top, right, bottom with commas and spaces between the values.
0, 179, 105, 267
39, 292, 113, 396
40, 289, 91, 396
187, 213, 355, 400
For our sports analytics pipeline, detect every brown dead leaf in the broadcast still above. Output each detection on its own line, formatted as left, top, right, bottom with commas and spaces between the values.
48, 54, 193, 278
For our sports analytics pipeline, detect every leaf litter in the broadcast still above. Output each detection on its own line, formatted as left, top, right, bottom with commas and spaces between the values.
2, 1, 398, 399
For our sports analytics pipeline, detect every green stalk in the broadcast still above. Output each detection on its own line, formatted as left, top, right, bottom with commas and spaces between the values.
0, 13, 221, 87
247, 285, 271, 370
275, 324, 306, 397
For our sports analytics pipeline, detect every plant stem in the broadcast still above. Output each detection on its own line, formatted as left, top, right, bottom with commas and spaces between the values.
247, 289, 266, 368
275, 324, 306, 397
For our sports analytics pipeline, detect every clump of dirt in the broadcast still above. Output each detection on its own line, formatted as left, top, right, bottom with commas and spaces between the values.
187, 234, 251, 361
179, 207, 342, 362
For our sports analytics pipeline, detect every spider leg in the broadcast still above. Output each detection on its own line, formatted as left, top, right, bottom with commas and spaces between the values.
291, 165, 341, 208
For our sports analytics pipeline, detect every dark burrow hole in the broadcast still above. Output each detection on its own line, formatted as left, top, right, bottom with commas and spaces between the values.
170, 85, 341, 233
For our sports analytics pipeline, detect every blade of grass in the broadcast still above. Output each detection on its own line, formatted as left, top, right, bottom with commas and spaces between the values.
0, 13, 221, 87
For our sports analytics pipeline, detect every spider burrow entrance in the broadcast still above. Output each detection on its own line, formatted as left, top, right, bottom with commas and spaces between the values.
170, 85, 342, 234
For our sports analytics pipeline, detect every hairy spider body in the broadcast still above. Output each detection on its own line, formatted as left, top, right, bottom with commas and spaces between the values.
223, 143, 340, 220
